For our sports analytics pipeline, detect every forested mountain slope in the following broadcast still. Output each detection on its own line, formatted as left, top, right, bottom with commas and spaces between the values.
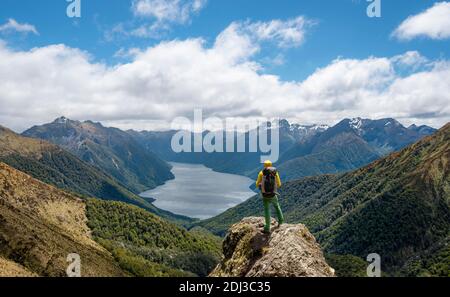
0, 162, 220, 276
197, 123, 450, 275
23, 117, 174, 193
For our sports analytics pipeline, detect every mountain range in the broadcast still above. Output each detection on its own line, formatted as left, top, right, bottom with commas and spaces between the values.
0, 116, 445, 277
196, 123, 450, 276
129, 117, 436, 182
274, 118, 436, 181
22, 117, 174, 194
127, 120, 329, 176
21, 117, 435, 185
0, 125, 191, 223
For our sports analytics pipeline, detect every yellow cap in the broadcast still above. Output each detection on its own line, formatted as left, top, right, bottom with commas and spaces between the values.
264, 160, 272, 168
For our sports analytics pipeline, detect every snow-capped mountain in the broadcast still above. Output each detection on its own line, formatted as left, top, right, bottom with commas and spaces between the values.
341, 117, 436, 154
278, 119, 330, 143
277, 117, 436, 180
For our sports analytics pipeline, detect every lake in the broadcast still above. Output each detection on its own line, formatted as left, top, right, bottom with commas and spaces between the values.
140, 163, 256, 219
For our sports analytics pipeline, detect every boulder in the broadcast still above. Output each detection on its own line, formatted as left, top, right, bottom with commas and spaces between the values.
210, 217, 335, 277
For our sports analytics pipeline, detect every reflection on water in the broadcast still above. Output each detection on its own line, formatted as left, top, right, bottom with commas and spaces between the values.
140, 163, 256, 219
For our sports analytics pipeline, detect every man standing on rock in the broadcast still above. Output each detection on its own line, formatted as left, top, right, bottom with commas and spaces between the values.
256, 160, 284, 233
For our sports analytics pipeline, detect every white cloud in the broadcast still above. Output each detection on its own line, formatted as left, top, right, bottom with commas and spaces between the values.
212, 17, 315, 66
0, 32, 448, 132
393, 2, 450, 40
391, 51, 430, 72
114, 47, 143, 59
132, 0, 207, 23
130, 22, 166, 38
217, 17, 315, 54
213, 22, 260, 63
246, 16, 316, 48
106, 0, 207, 39
0, 18, 38, 35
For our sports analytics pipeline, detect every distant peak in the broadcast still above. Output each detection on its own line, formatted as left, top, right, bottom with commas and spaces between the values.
349, 117, 363, 130
83, 120, 104, 127
53, 116, 70, 124
383, 118, 401, 125
279, 119, 291, 127
349, 117, 362, 122
278, 119, 329, 132
312, 124, 330, 130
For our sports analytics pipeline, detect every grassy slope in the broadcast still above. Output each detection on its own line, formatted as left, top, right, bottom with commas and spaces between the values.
0, 257, 37, 277
0, 161, 221, 277
0, 162, 126, 276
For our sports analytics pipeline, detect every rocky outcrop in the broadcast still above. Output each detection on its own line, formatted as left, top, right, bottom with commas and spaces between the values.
210, 217, 335, 277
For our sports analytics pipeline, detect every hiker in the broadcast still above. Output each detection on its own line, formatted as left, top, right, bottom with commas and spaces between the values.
255, 160, 284, 233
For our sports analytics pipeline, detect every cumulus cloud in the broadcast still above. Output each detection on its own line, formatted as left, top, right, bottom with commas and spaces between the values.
0, 18, 38, 35
127, 0, 207, 37
245, 16, 316, 48
114, 47, 143, 59
0, 32, 448, 132
132, 0, 206, 23
212, 17, 315, 66
393, 2, 450, 40
391, 51, 428, 67
216, 16, 315, 55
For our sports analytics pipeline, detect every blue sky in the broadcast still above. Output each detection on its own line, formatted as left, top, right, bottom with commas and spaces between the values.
0, 0, 449, 131
2, 0, 448, 80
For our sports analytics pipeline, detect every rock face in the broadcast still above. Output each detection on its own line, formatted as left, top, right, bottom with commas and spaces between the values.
210, 217, 335, 277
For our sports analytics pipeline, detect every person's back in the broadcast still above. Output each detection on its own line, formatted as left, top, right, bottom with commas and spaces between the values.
255, 160, 284, 233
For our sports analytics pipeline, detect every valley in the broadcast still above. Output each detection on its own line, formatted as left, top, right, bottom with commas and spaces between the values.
1, 0, 450, 281
0, 116, 447, 277
0, 125, 192, 224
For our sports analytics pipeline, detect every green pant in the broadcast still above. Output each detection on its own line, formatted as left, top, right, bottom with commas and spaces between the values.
262, 195, 284, 232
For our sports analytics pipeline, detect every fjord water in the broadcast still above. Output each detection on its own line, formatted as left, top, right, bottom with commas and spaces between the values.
140, 163, 256, 219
